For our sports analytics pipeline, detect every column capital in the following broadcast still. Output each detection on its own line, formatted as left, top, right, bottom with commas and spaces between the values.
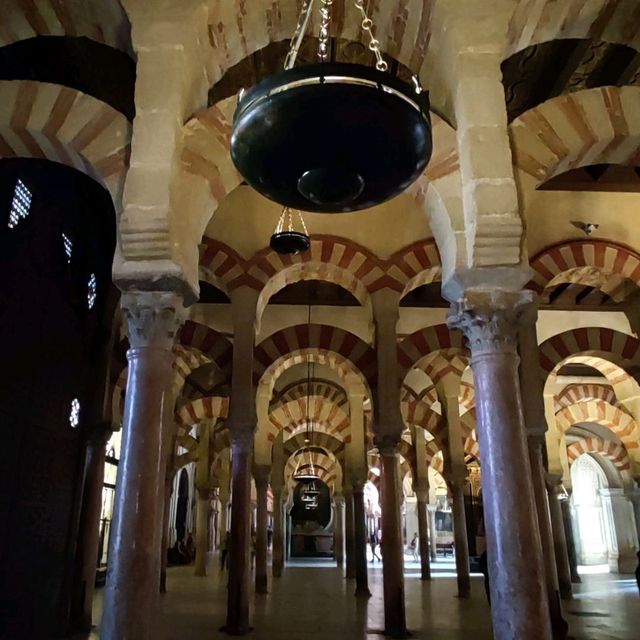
122, 290, 187, 350
413, 479, 429, 503
447, 288, 534, 357
333, 494, 345, 506
85, 420, 114, 447
374, 434, 400, 456
253, 464, 270, 489
545, 473, 567, 496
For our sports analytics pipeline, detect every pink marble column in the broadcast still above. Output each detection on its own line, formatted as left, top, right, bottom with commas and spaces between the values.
226, 432, 253, 634
254, 465, 269, 594
352, 481, 371, 597
102, 292, 185, 640
449, 290, 551, 640
70, 421, 112, 632
547, 476, 573, 599
272, 490, 284, 578
159, 475, 173, 593
378, 438, 407, 638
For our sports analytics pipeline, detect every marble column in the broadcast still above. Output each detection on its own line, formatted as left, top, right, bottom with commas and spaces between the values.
254, 465, 270, 593
160, 474, 174, 593
449, 290, 551, 640
226, 431, 254, 634
378, 438, 407, 638
344, 487, 356, 579
353, 481, 371, 597
428, 506, 437, 561
449, 476, 471, 598
546, 476, 572, 599
272, 490, 284, 577
415, 485, 431, 580
102, 292, 185, 640
560, 496, 581, 583
194, 488, 209, 577
334, 496, 345, 567
70, 421, 112, 632
218, 498, 229, 549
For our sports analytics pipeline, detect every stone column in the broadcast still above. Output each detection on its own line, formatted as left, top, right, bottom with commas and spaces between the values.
352, 481, 371, 597
218, 498, 229, 548
225, 287, 258, 635
517, 306, 568, 637
102, 292, 185, 640
272, 490, 284, 577
254, 465, 270, 593
629, 488, 640, 542
600, 488, 639, 573
448, 476, 471, 598
546, 477, 572, 599
194, 488, 209, 577
449, 290, 551, 640
70, 421, 112, 632
334, 496, 345, 567
378, 438, 407, 638
159, 473, 173, 593
344, 487, 356, 579
415, 483, 431, 580
428, 506, 437, 561
560, 496, 581, 583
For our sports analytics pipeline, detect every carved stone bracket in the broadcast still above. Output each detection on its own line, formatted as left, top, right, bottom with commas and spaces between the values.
121, 291, 187, 351
448, 288, 534, 357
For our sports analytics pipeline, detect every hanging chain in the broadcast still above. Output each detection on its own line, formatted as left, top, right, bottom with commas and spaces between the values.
275, 207, 308, 235
318, 0, 333, 61
353, 0, 388, 71
284, 0, 316, 69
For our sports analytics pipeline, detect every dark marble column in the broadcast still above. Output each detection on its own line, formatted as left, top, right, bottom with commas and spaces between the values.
194, 488, 209, 577
254, 465, 269, 594
545, 478, 572, 599
560, 489, 581, 584
226, 431, 254, 634
415, 484, 431, 580
159, 473, 173, 593
449, 290, 551, 640
449, 476, 471, 598
272, 490, 284, 578
70, 421, 112, 632
334, 496, 345, 567
344, 488, 356, 579
102, 292, 185, 640
352, 482, 371, 597
378, 438, 407, 638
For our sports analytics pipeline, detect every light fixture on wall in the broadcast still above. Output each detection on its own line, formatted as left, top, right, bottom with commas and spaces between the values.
230, 0, 433, 213
270, 206, 310, 255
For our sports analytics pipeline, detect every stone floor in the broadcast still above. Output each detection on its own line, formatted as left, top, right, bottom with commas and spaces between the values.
88, 555, 640, 639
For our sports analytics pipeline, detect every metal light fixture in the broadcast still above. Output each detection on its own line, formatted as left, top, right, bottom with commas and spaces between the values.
270, 206, 310, 255
230, 0, 433, 213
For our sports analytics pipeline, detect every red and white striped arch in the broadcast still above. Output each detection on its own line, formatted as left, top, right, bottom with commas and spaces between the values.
0, 80, 130, 209
529, 241, 640, 299
272, 379, 349, 412
506, 0, 640, 58
268, 398, 350, 442
555, 383, 618, 412
178, 320, 234, 380
175, 395, 229, 435
401, 400, 447, 447
566, 437, 631, 474
254, 324, 377, 391
283, 432, 345, 459
511, 86, 640, 186
555, 400, 640, 453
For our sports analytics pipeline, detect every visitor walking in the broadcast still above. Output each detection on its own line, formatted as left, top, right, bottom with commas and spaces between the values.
635, 550, 640, 595
369, 532, 381, 562
219, 531, 230, 570
409, 532, 419, 562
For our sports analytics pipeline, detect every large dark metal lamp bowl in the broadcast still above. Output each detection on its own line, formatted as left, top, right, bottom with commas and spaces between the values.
231, 63, 433, 213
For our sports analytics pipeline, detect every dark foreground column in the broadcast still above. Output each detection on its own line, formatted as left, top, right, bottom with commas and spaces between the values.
449, 476, 471, 598
353, 481, 371, 597
272, 490, 284, 578
102, 292, 185, 640
449, 290, 551, 640
226, 432, 253, 634
70, 422, 112, 632
345, 487, 356, 579
415, 486, 431, 580
194, 488, 209, 577
254, 465, 269, 594
378, 439, 407, 638
334, 496, 345, 567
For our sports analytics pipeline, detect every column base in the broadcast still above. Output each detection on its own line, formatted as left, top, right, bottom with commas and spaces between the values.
219, 625, 254, 636
355, 586, 371, 598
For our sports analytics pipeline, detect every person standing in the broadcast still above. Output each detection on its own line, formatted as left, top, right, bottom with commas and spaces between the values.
369, 532, 381, 562
220, 531, 230, 570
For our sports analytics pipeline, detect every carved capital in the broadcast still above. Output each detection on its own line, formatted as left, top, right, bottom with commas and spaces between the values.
447, 288, 534, 357
374, 433, 400, 457
253, 464, 270, 489
122, 291, 187, 350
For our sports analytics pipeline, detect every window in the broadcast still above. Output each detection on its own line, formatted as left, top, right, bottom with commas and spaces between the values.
69, 398, 81, 428
62, 233, 73, 263
87, 273, 97, 309
8, 179, 32, 229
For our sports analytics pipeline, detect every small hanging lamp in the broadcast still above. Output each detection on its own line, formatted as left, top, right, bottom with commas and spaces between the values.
231, 0, 432, 213
270, 206, 310, 255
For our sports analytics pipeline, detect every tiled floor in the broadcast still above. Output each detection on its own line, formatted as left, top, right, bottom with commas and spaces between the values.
88, 556, 640, 639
